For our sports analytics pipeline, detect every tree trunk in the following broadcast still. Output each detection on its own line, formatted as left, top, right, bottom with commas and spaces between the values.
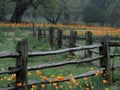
10, 1, 28, 23
0, 8, 5, 22
64, 12, 70, 24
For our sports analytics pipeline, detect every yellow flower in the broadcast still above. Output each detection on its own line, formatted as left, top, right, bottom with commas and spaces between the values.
95, 72, 99, 76
55, 86, 58, 90
103, 80, 107, 84
28, 72, 32, 76
90, 67, 94, 71
60, 85, 63, 88
41, 84, 45, 89
70, 77, 77, 84
50, 74, 55, 78
32, 85, 36, 89
69, 74, 73, 78
68, 85, 73, 90
53, 83, 57, 87
3, 76, 7, 80
65, 81, 70, 84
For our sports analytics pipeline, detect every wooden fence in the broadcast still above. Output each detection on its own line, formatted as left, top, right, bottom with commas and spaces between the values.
0, 33, 120, 90
37, 27, 89, 49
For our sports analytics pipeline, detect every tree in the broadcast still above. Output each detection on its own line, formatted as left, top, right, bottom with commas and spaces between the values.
82, 5, 107, 25
0, 0, 8, 22
107, 0, 120, 27
10, 0, 47, 23
42, 0, 63, 24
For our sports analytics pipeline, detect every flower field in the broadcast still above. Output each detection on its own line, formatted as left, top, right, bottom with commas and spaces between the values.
0, 23, 120, 37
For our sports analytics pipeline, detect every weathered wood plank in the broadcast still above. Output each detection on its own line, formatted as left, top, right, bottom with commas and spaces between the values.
49, 27, 54, 48
16, 40, 28, 90
111, 65, 120, 69
110, 54, 120, 57
28, 55, 103, 71
57, 29, 63, 48
0, 67, 22, 75
28, 43, 102, 57
0, 52, 19, 58
109, 41, 120, 46
85, 31, 93, 57
0, 86, 17, 90
99, 36, 111, 82
0, 44, 102, 58
88, 49, 100, 54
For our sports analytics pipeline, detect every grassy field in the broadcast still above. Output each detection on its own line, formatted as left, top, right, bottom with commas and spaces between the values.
0, 27, 120, 90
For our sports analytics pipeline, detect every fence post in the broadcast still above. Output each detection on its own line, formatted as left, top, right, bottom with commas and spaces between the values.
57, 29, 63, 49
43, 27, 46, 36
85, 31, 92, 57
38, 27, 42, 41
49, 27, 54, 48
16, 40, 28, 90
99, 36, 111, 83
32, 22, 36, 37
69, 31, 77, 56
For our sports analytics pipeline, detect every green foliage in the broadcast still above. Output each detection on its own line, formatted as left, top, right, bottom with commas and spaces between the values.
82, 5, 107, 25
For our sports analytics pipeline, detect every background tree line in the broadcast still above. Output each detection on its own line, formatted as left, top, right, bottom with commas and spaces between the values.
0, 0, 120, 27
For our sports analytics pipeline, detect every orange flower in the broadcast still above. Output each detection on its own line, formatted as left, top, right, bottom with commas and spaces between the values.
83, 77, 88, 81
70, 77, 77, 84
56, 76, 65, 81
103, 80, 107, 84
49, 80, 52, 83
40, 76, 47, 80
41, 84, 45, 89
50, 74, 55, 78
17, 83, 22, 87
53, 83, 57, 87
32, 85, 36, 88
65, 81, 70, 85
55, 86, 58, 90
36, 70, 42, 75
68, 85, 73, 90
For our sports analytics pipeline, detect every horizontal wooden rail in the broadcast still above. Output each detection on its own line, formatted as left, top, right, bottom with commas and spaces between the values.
111, 65, 120, 69
28, 68, 105, 85
0, 52, 19, 58
28, 43, 102, 57
109, 42, 120, 46
0, 44, 102, 58
0, 67, 22, 75
28, 55, 103, 71
110, 54, 120, 57
0, 86, 17, 90
88, 49, 100, 54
